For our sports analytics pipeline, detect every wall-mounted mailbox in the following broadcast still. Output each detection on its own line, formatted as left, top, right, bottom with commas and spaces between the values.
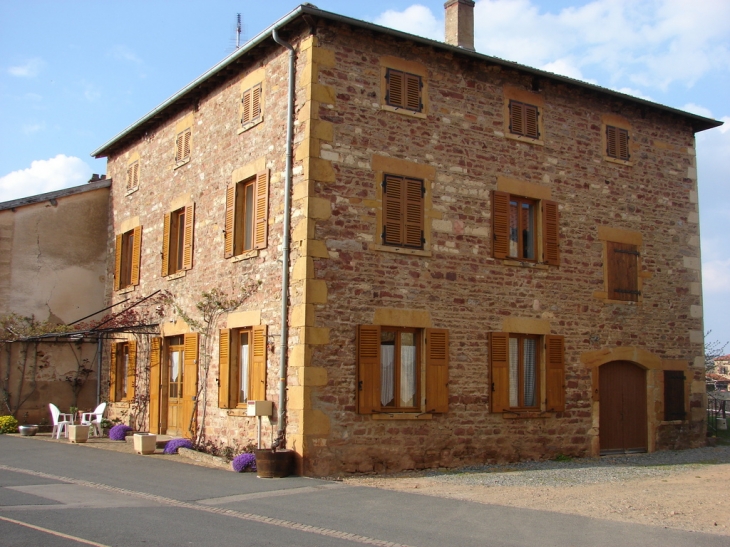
247, 400, 273, 417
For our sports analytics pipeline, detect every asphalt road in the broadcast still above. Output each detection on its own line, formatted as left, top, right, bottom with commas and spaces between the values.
0, 435, 726, 547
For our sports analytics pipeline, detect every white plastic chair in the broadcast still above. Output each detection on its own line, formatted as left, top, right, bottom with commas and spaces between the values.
80, 402, 106, 437
49, 403, 72, 439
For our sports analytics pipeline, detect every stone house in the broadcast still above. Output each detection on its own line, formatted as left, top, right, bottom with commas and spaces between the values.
0, 179, 110, 424
91, 2, 722, 476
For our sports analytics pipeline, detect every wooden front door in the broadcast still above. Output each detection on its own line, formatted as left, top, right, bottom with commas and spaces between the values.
599, 360, 647, 454
166, 340, 185, 437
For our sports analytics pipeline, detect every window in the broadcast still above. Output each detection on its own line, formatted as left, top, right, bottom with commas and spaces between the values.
492, 191, 559, 264
606, 241, 640, 301
175, 128, 192, 164
509, 100, 539, 139
606, 125, 629, 161
241, 84, 262, 126
357, 325, 448, 414
218, 326, 267, 408
110, 341, 136, 402
162, 205, 194, 276
382, 174, 424, 249
114, 226, 141, 291
489, 332, 565, 413
126, 161, 139, 192
664, 370, 686, 421
385, 68, 422, 112
224, 171, 269, 257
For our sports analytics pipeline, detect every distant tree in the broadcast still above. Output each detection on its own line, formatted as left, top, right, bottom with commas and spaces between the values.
705, 331, 729, 373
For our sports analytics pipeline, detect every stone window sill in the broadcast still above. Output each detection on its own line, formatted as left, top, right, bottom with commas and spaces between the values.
232, 249, 259, 262
371, 412, 433, 420
380, 104, 427, 119
502, 259, 550, 270
371, 243, 431, 257
505, 133, 545, 146
165, 270, 187, 281
238, 117, 264, 134
225, 409, 256, 417
117, 285, 136, 295
603, 156, 633, 167
174, 158, 190, 170
501, 411, 556, 419
125, 187, 139, 197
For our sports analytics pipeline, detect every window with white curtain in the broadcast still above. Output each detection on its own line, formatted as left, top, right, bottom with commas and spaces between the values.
380, 327, 420, 410
508, 334, 540, 409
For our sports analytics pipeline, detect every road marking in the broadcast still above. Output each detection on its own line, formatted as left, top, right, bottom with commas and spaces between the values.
0, 464, 415, 547
197, 483, 345, 505
0, 514, 111, 547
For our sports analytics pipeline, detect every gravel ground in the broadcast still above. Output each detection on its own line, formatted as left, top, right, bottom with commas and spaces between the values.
342, 446, 730, 535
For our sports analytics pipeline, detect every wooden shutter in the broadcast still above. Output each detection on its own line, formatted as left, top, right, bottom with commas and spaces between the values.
545, 335, 565, 412
489, 332, 510, 412
224, 184, 236, 258
617, 128, 629, 160
607, 241, 639, 301
383, 175, 403, 245
425, 328, 449, 413
127, 340, 137, 402
386, 69, 404, 108
492, 191, 510, 259
525, 104, 539, 138
664, 370, 686, 421
253, 171, 268, 250
126, 165, 134, 191
405, 73, 421, 112
175, 134, 183, 162
149, 337, 162, 434
182, 203, 194, 270
161, 213, 171, 276
182, 333, 199, 439
250, 325, 267, 401
130, 226, 142, 285
109, 342, 118, 402
542, 200, 560, 266
114, 234, 123, 291
357, 325, 381, 414
252, 84, 262, 120
404, 177, 424, 248
242, 88, 252, 124
218, 329, 231, 408
133, 162, 139, 188
183, 130, 191, 159
510, 100, 524, 135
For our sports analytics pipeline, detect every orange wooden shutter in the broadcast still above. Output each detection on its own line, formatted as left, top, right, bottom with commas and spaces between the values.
492, 191, 510, 259
425, 328, 449, 413
608, 242, 639, 301
242, 88, 251, 123
253, 171, 268, 250
357, 325, 381, 414
404, 177, 424, 248
405, 73, 421, 111
182, 333, 199, 439
127, 340, 137, 402
126, 165, 134, 191
130, 226, 142, 285
545, 335, 565, 412
182, 203, 194, 270
149, 337, 162, 434
175, 134, 183, 162
224, 184, 236, 258
525, 104, 539, 138
183, 130, 191, 159
617, 128, 629, 160
133, 162, 139, 188
218, 329, 231, 408
542, 200, 560, 266
109, 342, 118, 402
489, 332, 510, 412
161, 213, 171, 276
387, 69, 404, 108
383, 175, 403, 245
606, 125, 617, 157
252, 84, 261, 120
114, 234, 123, 291
251, 325, 267, 401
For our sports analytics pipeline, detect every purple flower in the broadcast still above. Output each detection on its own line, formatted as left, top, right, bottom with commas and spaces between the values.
163, 438, 193, 454
231, 452, 256, 472
108, 424, 132, 441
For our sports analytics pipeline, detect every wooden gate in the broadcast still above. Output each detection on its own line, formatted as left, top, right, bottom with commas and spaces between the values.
599, 360, 647, 454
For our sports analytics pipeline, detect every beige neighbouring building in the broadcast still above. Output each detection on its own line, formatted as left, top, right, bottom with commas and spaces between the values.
91, 3, 722, 476
0, 179, 110, 424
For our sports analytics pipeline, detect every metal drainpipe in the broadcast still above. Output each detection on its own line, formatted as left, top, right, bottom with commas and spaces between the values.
272, 28, 295, 445
96, 336, 102, 407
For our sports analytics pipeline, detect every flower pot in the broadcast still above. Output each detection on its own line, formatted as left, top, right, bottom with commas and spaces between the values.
254, 449, 294, 478
19, 425, 39, 436
68, 424, 90, 443
133, 433, 157, 455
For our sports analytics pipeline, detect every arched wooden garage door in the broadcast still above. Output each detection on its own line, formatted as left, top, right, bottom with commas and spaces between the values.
599, 360, 647, 454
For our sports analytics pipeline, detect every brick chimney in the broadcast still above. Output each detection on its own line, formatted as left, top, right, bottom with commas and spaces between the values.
444, 0, 475, 51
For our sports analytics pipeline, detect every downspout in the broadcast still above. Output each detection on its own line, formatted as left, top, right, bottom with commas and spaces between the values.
272, 28, 295, 446
96, 336, 102, 407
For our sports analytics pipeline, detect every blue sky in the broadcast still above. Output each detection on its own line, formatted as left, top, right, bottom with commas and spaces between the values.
1, 0, 728, 346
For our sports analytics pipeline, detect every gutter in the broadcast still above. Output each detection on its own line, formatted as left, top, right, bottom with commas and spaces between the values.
271, 28, 295, 446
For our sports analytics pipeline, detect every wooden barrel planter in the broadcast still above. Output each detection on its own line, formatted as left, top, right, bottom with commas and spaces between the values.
254, 449, 294, 478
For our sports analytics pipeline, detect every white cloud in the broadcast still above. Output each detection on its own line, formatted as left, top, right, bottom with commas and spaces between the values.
22, 122, 46, 135
8, 57, 45, 77
374, 4, 443, 41
540, 58, 585, 80
682, 103, 714, 118
111, 45, 143, 64
0, 155, 92, 203
614, 87, 653, 101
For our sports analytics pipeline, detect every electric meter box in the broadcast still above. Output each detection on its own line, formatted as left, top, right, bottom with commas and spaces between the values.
247, 400, 273, 417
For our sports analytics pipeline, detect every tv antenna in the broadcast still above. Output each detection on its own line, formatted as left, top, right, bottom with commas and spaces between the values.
236, 13, 242, 49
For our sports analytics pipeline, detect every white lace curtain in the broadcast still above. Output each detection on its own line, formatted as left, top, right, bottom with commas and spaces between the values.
380, 345, 417, 407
